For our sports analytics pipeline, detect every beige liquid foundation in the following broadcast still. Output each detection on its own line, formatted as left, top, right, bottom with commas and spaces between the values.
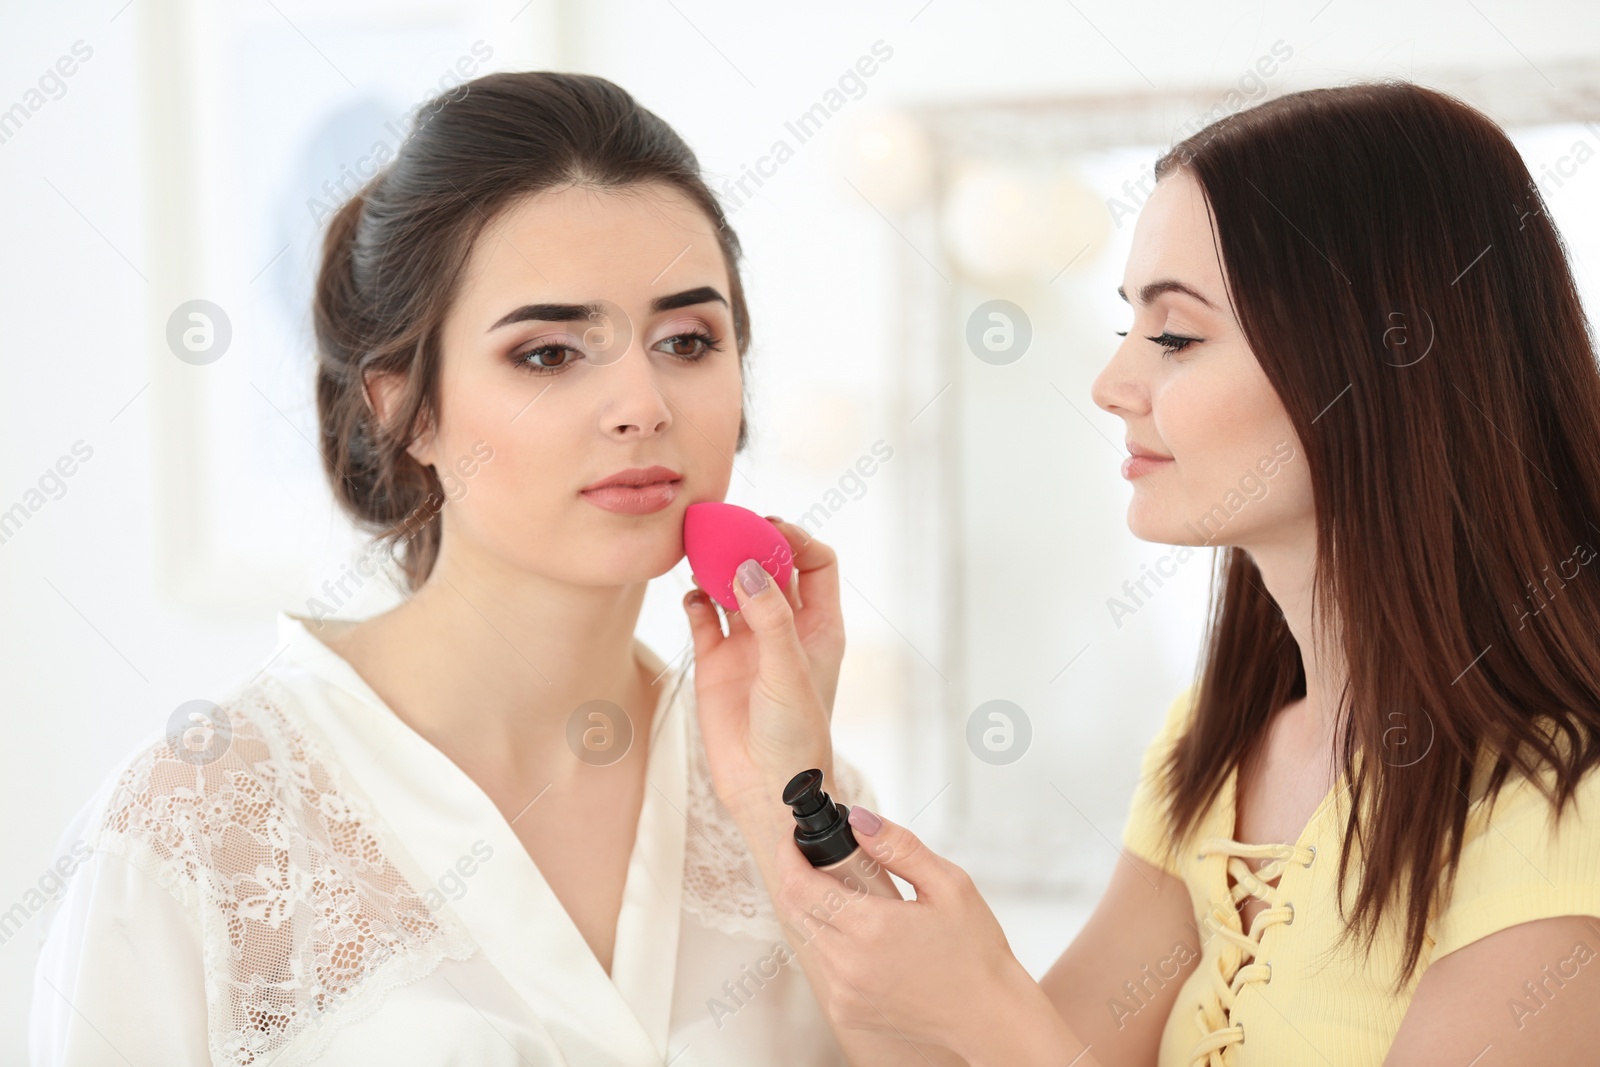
782, 769, 901, 899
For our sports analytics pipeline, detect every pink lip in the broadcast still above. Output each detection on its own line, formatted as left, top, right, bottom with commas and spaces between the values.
1122, 440, 1173, 480
1121, 451, 1173, 480
580, 465, 683, 515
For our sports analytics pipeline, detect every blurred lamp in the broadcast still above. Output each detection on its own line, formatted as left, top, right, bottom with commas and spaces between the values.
941, 161, 1108, 281
839, 108, 933, 213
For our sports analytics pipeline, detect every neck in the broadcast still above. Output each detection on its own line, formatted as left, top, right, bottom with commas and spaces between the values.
1242, 521, 1348, 739
332, 538, 669, 778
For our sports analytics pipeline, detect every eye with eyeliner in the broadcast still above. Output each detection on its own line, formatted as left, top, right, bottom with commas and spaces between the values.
511, 327, 724, 375
655, 328, 723, 360
511, 333, 583, 374
1115, 328, 1201, 357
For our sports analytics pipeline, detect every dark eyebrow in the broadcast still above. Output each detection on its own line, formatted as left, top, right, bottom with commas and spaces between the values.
488, 302, 592, 330
487, 286, 729, 332
1115, 279, 1219, 311
650, 286, 727, 314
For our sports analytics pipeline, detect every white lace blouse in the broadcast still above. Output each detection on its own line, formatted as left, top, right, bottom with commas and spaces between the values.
30, 611, 875, 1066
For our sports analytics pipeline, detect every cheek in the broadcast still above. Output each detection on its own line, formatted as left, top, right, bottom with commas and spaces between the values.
430, 378, 581, 532
674, 358, 745, 453
1162, 366, 1312, 525
1156, 366, 1285, 492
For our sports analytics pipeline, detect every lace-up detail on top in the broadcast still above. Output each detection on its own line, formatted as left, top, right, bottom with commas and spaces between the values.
1189, 837, 1315, 1066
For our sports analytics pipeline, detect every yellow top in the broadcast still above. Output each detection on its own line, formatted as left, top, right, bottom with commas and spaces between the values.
1120, 684, 1600, 1067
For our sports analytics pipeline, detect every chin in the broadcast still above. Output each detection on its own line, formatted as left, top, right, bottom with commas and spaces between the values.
1126, 502, 1213, 549
598, 537, 685, 583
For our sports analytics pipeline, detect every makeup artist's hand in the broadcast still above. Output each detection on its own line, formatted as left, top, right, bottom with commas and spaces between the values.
683, 517, 844, 819
772, 809, 1088, 1067
739, 517, 846, 711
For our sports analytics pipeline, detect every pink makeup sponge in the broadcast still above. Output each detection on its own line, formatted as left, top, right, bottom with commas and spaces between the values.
684, 501, 795, 612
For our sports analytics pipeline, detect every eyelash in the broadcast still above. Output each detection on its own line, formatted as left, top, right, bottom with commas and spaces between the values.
513, 329, 724, 375
1115, 329, 1200, 358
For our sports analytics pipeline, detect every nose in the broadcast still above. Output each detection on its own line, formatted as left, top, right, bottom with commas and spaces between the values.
1090, 336, 1149, 420
597, 337, 673, 439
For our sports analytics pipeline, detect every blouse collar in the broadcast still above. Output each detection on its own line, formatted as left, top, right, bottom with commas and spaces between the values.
263, 610, 689, 1064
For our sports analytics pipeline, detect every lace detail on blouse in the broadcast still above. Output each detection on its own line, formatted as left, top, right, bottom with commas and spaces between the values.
680, 670, 877, 941
1189, 837, 1315, 1067
88, 680, 480, 1067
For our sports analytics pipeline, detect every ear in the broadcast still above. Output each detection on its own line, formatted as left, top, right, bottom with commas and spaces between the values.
363, 368, 436, 468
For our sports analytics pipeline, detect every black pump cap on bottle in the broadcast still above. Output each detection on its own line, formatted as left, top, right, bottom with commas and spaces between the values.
783, 768, 861, 868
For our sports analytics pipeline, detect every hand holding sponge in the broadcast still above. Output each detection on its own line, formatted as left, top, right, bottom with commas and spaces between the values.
683, 501, 795, 611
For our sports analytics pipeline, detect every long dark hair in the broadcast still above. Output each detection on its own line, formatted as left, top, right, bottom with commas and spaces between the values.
312, 71, 752, 592
1148, 81, 1600, 986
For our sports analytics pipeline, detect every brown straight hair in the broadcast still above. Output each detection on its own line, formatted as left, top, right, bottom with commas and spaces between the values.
1148, 81, 1600, 987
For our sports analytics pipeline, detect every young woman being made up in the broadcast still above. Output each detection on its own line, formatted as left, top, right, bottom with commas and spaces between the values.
31, 72, 959, 1067
768, 82, 1600, 1067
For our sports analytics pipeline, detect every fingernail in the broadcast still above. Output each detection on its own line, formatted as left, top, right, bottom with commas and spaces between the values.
847, 805, 882, 835
736, 558, 770, 597
764, 514, 784, 524
683, 590, 705, 611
